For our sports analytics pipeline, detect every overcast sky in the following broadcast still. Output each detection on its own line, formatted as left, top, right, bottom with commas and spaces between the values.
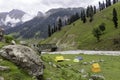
0, 0, 105, 15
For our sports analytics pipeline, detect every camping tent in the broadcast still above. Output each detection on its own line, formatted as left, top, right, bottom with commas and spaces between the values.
92, 63, 101, 72
55, 56, 64, 62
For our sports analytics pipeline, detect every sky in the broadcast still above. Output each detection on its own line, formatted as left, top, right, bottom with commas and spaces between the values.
0, 0, 105, 16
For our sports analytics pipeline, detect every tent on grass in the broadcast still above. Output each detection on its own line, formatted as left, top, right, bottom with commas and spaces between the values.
73, 59, 79, 62
55, 56, 64, 62
92, 63, 101, 72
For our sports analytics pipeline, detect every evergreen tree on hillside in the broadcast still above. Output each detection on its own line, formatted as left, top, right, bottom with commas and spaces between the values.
86, 5, 95, 22
99, 2, 102, 11
70, 15, 75, 24
99, 23, 106, 32
108, 0, 112, 6
89, 6, 94, 22
92, 28, 102, 42
99, 1, 106, 10
69, 13, 80, 24
81, 10, 86, 23
58, 18, 62, 31
113, 0, 116, 4
55, 25, 58, 32
86, 6, 90, 17
113, 0, 118, 4
106, 0, 112, 7
51, 28, 54, 34
75, 12, 80, 20
102, 1, 106, 10
106, 0, 109, 7
48, 24, 51, 37
94, 6, 96, 14
112, 8, 118, 28
53, 23, 56, 32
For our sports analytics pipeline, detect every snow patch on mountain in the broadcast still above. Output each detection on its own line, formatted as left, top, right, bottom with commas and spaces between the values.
0, 9, 34, 28
4, 15, 20, 27
22, 14, 34, 22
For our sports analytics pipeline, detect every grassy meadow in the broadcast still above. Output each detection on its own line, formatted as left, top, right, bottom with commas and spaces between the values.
42, 54, 120, 80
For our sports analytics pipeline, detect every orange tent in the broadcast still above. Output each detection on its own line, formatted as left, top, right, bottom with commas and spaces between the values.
92, 63, 101, 72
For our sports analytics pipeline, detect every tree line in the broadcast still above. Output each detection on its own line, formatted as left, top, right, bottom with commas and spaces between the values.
93, 4, 118, 42
48, 0, 119, 37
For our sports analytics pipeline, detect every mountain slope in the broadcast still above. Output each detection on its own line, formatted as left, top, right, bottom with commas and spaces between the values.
42, 2, 120, 50
5, 7, 84, 39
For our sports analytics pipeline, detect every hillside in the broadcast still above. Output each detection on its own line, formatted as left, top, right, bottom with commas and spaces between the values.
41, 2, 120, 50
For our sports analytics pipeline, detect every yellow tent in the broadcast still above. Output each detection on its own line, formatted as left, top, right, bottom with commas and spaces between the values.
55, 56, 64, 62
92, 63, 101, 72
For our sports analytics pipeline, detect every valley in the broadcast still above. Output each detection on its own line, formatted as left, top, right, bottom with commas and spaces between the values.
0, 0, 120, 80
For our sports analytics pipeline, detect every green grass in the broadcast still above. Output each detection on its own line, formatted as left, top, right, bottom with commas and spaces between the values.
0, 42, 7, 49
41, 2, 120, 50
42, 54, 120, 80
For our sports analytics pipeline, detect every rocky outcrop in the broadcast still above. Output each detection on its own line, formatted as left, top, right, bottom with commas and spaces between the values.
0, 66, 10, 71
0, 45, 44, 79
0, 76, 4, 80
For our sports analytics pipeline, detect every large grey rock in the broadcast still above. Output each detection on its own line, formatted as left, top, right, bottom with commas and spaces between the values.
0, 66, 10, 71
90, 74, 105, 80
0, 45, 43, 79
0, 76, 4, 80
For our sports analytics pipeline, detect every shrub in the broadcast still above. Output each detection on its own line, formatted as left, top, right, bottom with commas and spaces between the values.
92, 28, 102, 42
4, 35, 14, 43
99, 23, 106, 32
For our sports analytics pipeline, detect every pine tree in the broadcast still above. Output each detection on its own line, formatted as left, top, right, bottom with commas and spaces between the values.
108, 0, 111, 6
112, 8, 118, 28
113, 0, 116, 4
94, 6, 96, 14
48, 24, 51, 37
113, 0, 118, 4
58, 18, 62, 31
89, 6, 94, 22
81, 10, 86, 23
86, 6, 90, 17
102, 1, 105, 9
75, 12, 80, 20
92, 28, 102, 42
106, 0, 111, 7
53, 23, 56, 32
51, 28, 54, 34
99, 2, 102, 11
106, 0, 108, 7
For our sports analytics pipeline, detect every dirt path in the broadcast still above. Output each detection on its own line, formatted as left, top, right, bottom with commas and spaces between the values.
42, 50, 120, 56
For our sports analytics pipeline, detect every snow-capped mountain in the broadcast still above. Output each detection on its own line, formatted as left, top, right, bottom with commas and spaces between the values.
0, 9, 34, 29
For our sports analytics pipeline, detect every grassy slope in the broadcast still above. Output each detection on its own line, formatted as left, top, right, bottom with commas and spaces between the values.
42, 54, 120, 80
42, 2, 120, 50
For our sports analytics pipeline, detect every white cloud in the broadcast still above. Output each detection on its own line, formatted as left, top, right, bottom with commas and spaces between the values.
0, 0, 105, 15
